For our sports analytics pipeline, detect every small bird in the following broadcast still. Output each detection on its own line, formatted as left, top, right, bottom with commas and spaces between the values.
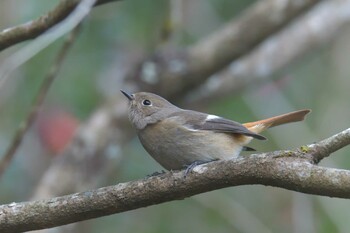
121, 90, 310, 171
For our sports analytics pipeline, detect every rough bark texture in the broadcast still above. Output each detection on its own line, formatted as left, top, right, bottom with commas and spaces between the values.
0, 128, 349, 232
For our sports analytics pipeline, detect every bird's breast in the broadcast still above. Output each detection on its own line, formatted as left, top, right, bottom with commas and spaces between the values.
138, 120, 245, 170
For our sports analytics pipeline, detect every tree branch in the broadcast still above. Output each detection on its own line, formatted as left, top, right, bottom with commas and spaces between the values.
187, 0, 350, 105
0, 0, 120, 51
1, 128, 349, 232
0, 25, 81, 179
310, 128, 350, 163
31, 0, 327, 209
135, 0, 324, 99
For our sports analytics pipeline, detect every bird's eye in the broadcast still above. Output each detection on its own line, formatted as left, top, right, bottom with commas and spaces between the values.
142, 99, 152, 106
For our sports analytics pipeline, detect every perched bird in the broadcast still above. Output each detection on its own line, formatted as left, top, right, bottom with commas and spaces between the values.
121, 90, 310, 171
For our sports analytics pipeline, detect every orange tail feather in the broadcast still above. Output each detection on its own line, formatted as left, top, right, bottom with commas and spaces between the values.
243, 109, 311, 134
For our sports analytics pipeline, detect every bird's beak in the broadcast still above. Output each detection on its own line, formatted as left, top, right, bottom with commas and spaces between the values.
120, 90, 134, 101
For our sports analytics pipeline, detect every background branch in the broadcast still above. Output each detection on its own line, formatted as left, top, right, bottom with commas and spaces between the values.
187, 0, 350, 104
0, 25, 81, 179
134, 0, 323, 99
0, 0, 120, 51
310, 128, 350, 163
0, 128, 349, 233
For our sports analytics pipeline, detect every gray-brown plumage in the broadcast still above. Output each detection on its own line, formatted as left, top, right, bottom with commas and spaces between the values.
121, 91, 310, 170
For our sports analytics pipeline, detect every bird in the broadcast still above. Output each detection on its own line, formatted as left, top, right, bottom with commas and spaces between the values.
121, 90, 310, 171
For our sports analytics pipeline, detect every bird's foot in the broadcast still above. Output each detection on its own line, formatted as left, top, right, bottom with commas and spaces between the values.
184, 160, 214, 178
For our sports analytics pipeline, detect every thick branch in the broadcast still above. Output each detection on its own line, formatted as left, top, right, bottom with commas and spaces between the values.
1, 128, 349, 232
0, 0, 120, 51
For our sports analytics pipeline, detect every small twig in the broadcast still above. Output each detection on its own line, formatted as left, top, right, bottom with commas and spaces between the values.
0, 25, 81, 179
0, 128, 350, 232
0, 0, 120, 52
0, 0, 97, 89
309, 128, 350, 163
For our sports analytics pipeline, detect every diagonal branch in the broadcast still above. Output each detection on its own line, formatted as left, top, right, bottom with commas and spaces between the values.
0, 0, 120, 51
0, 0, 97, 85
187, 0, 350, 105
309, 128, 350, 163
1, 128, 349, 233
135, 0, 324, 99
0, 25, 82, 179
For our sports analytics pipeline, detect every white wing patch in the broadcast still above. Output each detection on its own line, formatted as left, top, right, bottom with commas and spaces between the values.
206, 114, 220, 121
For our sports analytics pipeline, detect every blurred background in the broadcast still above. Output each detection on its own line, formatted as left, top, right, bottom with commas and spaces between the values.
0, 0, 350, 232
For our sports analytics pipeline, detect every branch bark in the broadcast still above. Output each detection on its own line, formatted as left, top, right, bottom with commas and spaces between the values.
1, 128, 349, 233
0, 0, 120, 51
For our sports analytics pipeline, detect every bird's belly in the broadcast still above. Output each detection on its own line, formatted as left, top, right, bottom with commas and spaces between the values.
138, 125, 243, 170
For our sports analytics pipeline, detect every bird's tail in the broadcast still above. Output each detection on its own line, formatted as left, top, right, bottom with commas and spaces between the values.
243, 109, 311, 134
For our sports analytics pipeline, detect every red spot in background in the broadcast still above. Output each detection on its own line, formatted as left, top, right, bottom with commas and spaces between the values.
37, 109, 79, 155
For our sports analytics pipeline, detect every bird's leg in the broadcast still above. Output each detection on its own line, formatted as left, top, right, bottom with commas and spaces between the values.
184, 160, 217, 178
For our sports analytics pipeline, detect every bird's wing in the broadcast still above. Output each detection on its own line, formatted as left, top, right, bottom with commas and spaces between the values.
170, 110, 266, 140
